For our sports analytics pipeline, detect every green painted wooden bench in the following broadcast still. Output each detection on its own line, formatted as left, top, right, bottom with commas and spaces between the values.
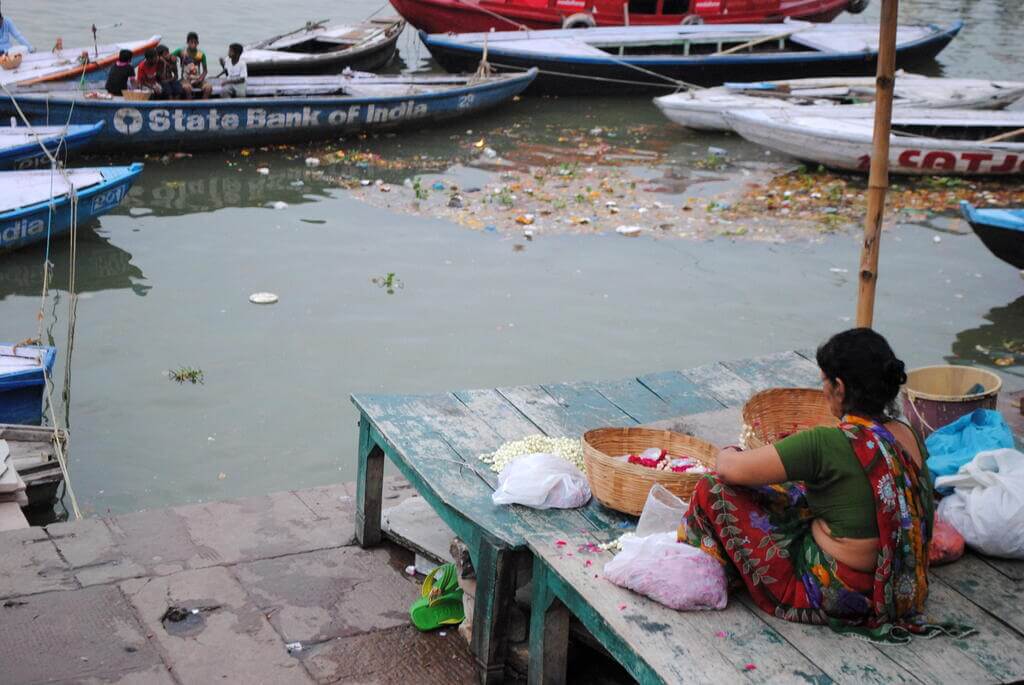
352, 350, 1024, 683
528, 529, 1024, 684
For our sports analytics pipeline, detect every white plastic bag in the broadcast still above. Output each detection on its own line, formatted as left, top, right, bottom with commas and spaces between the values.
603, 532, 728, 611
935, 448, 1024, 559
634, 484, 688, 539
491, 452, 591, 509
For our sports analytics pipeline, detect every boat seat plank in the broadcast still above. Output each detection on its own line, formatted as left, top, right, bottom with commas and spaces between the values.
528, 532, 829, 684
0, 169, 105, 212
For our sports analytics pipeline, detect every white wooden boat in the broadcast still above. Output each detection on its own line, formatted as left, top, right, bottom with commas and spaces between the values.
0, 424, 67, 509
726, 108, 1024, 176
0, 36, 160, 86
244, 18, 405, 75
655, 74, 1024, 131
421, 20, 962, 94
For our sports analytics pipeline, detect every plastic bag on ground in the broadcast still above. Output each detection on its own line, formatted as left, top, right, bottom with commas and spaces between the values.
935, 448, 1024, 559
603, 532, 727, 611
925, 409, 1014, 484
635, 484, 688, 539
491, 452, 591, 509
929, 513, 965, 566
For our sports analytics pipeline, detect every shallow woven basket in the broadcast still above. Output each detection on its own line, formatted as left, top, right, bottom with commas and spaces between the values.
583, 427, 717, 516
122, 89, 152, 101
741, 387, 838, 449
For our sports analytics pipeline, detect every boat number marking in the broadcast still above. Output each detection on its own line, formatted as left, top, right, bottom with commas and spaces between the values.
458, 94, 475, 110
113, 107, 144, 135
107, 103, 434, 137
91, 185, 130, 212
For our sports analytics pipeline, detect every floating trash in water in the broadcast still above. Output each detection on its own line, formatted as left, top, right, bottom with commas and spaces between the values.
933, 235, 942, 243
249, 292, 279, 305
287, 642, 303, 653
290, 180, 304, 187
616, 225, 642, 237
305, 157, 320, 167
516, 214, 535, 225
483, 147, 497, 159
218, 472, 227, 480
432, 181, 445, 191
707, 146, 727, 157
829, 267, 848, 273
272, 201, 288, 210
360, 179, 371, 187
169, 367, 204, 384
256, 167, 270, 176
523, 229, 534, 240
371, 272, 403, 294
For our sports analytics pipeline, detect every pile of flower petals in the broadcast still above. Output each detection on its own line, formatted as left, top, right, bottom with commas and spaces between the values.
623, 448, 709, 474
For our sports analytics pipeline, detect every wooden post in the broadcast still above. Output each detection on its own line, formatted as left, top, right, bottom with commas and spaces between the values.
855, 0, 899, 328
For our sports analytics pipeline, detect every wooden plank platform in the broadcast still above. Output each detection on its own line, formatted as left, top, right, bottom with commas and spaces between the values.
351, 351, 1024, 684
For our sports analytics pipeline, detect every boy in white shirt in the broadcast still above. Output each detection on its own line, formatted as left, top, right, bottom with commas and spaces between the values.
219, 43, 247, 98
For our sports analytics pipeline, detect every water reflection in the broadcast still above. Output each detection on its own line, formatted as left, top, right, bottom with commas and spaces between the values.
0, 227, 149, 300
949, 295, 1024, 377
120, 163, 337, 216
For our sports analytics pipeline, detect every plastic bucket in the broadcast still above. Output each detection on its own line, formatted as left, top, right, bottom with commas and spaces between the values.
901, 365, 1001, 438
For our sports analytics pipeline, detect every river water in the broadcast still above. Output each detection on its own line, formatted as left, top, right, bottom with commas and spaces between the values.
3, 0, 1022, 516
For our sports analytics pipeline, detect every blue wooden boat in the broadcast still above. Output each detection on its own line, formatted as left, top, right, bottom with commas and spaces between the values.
0, 122, 105, 170
0, 70, 538, 152
420, 21, 962, 94
0, 164, 142, 253
960, 201, 1024, 270
0, 345, 56, 425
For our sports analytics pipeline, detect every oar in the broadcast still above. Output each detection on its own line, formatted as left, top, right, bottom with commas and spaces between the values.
713, 29, 802, 56
980, 127, 1024, 143
90, 22, 122, 58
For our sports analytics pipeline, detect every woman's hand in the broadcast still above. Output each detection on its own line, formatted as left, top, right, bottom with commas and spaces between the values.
715, 444, 788, 487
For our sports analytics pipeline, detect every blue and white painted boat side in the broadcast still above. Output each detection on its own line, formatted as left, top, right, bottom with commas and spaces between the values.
0, 122, 105, 170
0, 70, 538, 152
960, 201, 1024, 233
0, 164, 143, 253
0, 344, 56, 425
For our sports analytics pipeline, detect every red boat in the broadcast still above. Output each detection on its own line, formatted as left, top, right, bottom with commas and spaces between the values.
389, 0, 869, 33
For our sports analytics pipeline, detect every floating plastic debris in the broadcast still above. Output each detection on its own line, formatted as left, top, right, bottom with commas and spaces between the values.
256, 167, 270, 176
933, 235, 942, 243
304, 157, 320, 167
286, 642, 303, 653
271, 201, 288, 210
249, 292, 279, 305
616, 225, 642, 237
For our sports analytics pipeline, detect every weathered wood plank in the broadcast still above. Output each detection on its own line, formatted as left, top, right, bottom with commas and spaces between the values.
722, 351, 823, 390
528, 556, 570, 685
452, 388, 542, 441
636, 370, 724, 415
736, 595, 921, 684
541, 381, 641, 431
977, 555, 1024, 582
355, 415, 385, 547
933, 554, 1024, 635
680, 363, 757, 407
527, 533, 829, 684
874, 579, 1024, 684
586, 377, 681, 424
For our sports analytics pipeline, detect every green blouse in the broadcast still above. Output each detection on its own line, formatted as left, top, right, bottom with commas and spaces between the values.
774, 424, 931, 539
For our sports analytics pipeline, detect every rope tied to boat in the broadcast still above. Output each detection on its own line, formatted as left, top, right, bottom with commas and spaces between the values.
452, 0, 531, 31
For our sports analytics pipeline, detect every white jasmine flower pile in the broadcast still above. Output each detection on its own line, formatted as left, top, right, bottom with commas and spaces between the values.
598, 532, 635, 553
479, 435, 584, 473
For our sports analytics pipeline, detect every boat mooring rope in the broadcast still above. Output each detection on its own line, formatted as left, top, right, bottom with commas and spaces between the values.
488, 60, 694, 90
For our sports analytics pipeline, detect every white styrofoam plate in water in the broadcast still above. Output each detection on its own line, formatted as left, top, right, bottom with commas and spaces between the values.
249, 292, 279, 305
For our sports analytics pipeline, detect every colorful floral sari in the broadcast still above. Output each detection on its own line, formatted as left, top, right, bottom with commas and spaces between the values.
681, 417, 974, 643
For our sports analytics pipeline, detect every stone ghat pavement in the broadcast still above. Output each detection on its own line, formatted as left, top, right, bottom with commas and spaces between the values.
0, 479, 479, 685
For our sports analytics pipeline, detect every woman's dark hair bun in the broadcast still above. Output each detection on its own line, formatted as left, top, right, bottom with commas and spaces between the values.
816, 328, 906, 418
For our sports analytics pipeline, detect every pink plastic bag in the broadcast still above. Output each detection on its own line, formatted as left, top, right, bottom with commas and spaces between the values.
603, 532, 728, 611
930, 513, 965, 566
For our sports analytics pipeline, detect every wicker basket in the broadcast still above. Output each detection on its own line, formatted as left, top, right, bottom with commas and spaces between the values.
122, 89, 152, 101
741, 387, 838, 449
582, 427, 717, 516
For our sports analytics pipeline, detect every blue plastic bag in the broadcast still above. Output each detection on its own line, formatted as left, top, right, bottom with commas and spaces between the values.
925, 409, 1014, 483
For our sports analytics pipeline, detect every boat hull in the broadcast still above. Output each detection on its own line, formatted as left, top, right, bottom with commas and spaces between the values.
0, 123, 105, 170
390, 0, 856, 33
0, 346, 56, 425
7, 37, 160, 86
421, 24, 960, 94
0, 72, 538, 152
0, 164, 142, 253
960, 202, 1024, 270
245, 22, 404, 76
727, 112, 1024, 176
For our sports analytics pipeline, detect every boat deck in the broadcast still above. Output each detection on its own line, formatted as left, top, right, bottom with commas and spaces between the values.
352, 350, 1024, 682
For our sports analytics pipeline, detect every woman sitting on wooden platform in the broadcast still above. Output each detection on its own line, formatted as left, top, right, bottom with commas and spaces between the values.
680, 328, 972, 643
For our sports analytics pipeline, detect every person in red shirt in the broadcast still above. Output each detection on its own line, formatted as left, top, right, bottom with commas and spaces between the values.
133, 48, 163, 98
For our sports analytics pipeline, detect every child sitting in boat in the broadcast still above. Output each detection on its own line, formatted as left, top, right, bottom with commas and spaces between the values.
173, 31, 212, 100
218, 43, 247, 98
133, 48, 163, 98
105, 49, 134, 96
156, 45, 185, 99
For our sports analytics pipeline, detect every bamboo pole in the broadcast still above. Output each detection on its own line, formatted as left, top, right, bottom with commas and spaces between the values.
856, 0, 899, 328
